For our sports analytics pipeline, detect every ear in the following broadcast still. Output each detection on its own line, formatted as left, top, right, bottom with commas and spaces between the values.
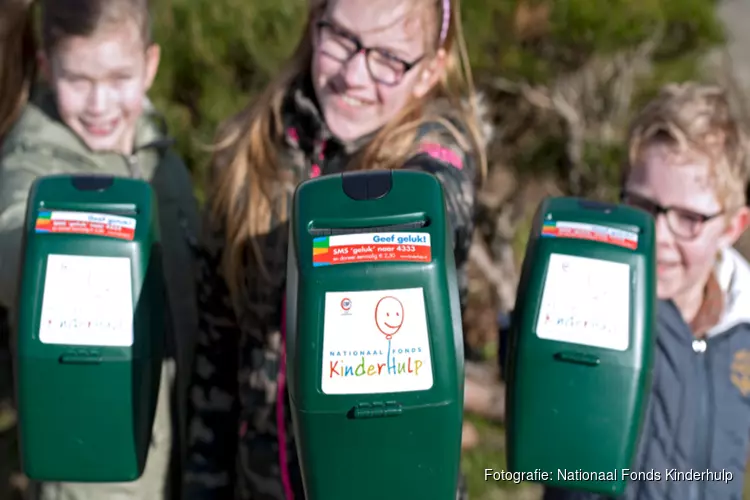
412, 48, 446, 99
143, 44, 161, 91
37, 50, 52, 83
720, 206, 750, 247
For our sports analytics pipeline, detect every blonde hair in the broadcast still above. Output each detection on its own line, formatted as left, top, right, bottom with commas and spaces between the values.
0, 0, 36, 141
210, 0, 487, 297
626, 82, 750, 211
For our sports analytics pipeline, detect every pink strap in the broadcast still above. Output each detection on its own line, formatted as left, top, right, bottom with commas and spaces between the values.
419, 142, 463, 170
439, 0, 451, 45
277, 296, 294, 499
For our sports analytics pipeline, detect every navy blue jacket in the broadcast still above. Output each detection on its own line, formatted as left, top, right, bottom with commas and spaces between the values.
544, 246, 750, 500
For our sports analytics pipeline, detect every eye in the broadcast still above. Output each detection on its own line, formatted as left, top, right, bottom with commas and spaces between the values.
65, 76, 88, 85
370, 50, 406, 70
674, 209, 704, 224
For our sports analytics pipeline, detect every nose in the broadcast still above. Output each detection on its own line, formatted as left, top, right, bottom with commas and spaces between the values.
342, 49, 370, 86
86, 83, 109, 115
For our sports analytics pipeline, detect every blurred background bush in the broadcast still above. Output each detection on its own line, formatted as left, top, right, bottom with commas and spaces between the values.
150, 0, 725, 204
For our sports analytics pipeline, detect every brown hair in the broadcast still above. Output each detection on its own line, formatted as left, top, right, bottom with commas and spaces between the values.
210, 0, 488, 298
0, 0, 152, 141
40, 0, 152, 53
626, 82, 750, 210
0, 0, 36, 140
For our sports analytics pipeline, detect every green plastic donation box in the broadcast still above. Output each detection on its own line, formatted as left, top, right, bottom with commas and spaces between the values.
286, 170, 464, 500
14, 174, 165, 482
505, 197, 656, 496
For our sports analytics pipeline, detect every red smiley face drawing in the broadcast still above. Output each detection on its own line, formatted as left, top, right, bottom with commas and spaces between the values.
375, 296, 404, 339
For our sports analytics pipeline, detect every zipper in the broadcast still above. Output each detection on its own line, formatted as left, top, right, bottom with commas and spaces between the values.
278, 297, 294, 499
124, 140, 200, 254
123, 138, 174, 179
690, 338, 711, 500
124, 152, 143, 179
309, 139, 328, 178
128, 143, 199, 252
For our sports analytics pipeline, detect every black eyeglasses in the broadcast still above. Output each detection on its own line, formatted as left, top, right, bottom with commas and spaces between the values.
621, 190, 723, 240
315, 20, 424, 86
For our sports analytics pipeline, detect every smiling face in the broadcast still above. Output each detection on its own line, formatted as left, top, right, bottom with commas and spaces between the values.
375, 296, 404, 337
310, 0, 444, 142
41, 20, 160, 154
625, 143, 749, 305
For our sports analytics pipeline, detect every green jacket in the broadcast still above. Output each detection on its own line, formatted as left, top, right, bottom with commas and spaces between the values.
0, 89, 201, 498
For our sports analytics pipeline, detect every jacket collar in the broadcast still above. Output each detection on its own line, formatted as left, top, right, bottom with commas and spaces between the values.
707, 246, 750, 337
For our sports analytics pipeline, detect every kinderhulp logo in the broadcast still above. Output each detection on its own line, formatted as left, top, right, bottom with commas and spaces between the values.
321, 288, 434, 395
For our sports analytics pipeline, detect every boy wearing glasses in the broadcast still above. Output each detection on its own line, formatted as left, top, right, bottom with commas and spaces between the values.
545, 82, 750, 499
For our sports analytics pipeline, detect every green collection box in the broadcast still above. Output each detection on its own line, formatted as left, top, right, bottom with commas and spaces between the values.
505, 197, 656, 496
286, 170, 464, 500
14, 174, 164, 482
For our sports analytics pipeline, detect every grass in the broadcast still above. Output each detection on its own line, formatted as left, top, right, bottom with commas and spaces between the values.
462, 414, 750, 500
2, 396, 750, 498
1, 346, 749, 499
462, 415, 543, 500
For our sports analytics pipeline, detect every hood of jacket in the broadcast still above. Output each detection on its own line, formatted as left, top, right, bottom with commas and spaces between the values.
708, 245, 750, 337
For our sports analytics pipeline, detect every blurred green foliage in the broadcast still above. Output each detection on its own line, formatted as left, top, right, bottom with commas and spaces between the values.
463, 0, 723, 84
150, 0, 307, 202
149, 0, 725, 203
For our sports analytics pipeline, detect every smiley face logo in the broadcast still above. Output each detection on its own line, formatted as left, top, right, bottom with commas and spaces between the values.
375, 296, 404, 340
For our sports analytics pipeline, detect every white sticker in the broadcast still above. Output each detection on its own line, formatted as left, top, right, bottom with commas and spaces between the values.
535, 253, 630, 351
321, 288, 433, 394
39, 254, 134, 347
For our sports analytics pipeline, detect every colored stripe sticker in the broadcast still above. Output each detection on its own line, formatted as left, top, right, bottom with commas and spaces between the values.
313, 232, 431, 266
35, 210, 136, 241
541, 220, 638, 250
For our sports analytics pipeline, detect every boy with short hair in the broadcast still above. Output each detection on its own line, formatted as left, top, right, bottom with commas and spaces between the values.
545, 82, 750, 499
0, 0, 200, 498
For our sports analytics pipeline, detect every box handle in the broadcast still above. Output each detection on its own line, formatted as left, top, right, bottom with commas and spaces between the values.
350, 401, 403, 419
59, 353, 102, 365
553, 351, 600, 366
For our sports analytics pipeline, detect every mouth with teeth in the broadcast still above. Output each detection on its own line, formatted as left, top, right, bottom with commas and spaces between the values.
81, 118, 120, 137
339, 94, 372, 107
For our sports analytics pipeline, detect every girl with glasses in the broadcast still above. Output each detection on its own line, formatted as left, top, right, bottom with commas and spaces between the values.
184, 0, 488, 498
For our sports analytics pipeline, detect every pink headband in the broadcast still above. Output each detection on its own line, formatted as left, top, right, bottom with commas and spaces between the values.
439, 0, 450, 45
